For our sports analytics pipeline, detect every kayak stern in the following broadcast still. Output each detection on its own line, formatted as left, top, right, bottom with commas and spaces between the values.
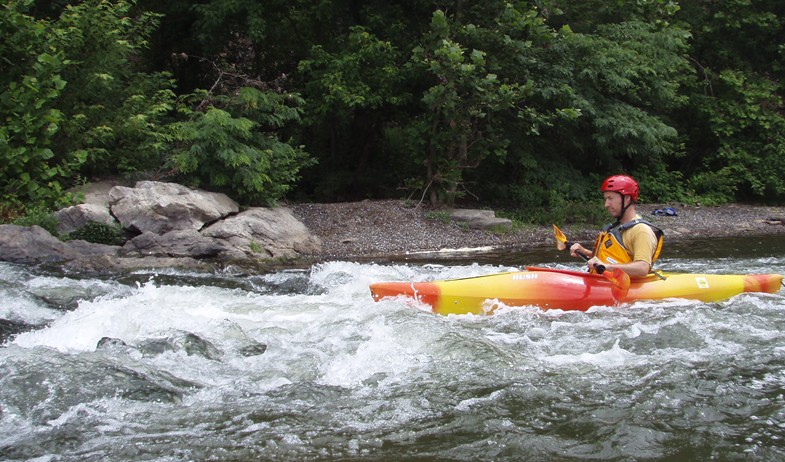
744, 273, 784, 294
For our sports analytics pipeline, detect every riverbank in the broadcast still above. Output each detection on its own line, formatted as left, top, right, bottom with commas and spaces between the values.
290, 200, 785, 260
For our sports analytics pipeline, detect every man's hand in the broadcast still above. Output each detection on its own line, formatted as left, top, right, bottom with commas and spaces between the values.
586, 256, 604, 271
570, 243, 591, 259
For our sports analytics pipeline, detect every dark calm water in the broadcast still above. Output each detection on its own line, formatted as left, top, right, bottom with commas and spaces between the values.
1, 236, 785, 461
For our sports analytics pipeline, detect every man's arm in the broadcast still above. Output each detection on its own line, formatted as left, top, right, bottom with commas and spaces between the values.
588, 258, 650, 278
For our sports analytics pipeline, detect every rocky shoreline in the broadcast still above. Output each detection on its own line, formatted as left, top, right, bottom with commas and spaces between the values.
2, 180, 785, 272
290, 200, 785, 260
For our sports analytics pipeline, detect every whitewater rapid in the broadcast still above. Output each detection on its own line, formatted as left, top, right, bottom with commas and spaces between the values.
1, 254, 785, 461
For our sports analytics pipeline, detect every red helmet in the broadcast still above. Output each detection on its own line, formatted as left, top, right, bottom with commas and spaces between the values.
601, 175, 639, 202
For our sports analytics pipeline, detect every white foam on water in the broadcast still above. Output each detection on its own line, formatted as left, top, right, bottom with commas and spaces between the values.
3, 257, 785, 461
1, 264, 131, 327
0, 291, 60, 326
10, 280, 265, 352
544, 338, 639, 367
319, 313, 432, 388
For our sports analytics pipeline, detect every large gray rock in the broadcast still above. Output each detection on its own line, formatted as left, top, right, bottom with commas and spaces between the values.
55, 203, 117, 235
122, 230, 232, 259
109, 181, 239, 234
203, 207, 322, 259
0, 225, 118, 264
60, 255, 212, 273
0, 225, 73, 263
450, 209, 513, 230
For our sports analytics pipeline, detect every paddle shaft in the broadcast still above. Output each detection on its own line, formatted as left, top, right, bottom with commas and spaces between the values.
566, 240, 607, 274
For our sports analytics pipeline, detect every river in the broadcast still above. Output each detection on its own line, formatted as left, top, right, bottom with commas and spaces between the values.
2, 236, 785, 461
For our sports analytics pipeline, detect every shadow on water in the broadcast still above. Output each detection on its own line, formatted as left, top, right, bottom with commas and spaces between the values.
663, 234, 785, 259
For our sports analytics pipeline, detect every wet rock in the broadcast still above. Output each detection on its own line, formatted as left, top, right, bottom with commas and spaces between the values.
96, 337, 131, 353
239, 343, 268, 357
137, 331, 222, 360
218, 321, 268, 357
106, 364, 198, 403
0, 225, 117, 264
0, 318, 39, 344
97, 337, 128, 348
60, 255, 212, 273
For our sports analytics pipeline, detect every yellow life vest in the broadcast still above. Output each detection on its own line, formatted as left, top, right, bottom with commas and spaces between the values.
591, 218, 664, 271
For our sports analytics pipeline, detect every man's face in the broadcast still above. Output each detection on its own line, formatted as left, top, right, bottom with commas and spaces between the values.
603, 191, 625, 218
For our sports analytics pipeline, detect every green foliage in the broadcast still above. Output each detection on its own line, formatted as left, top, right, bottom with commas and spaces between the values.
299, 27, 406, 118
50, 0, 176, 176
673, 1, 785, 204
678, 0, 784, 78
634, 168, 688, 204
499, 200, 607, 228
5, 0, 785, 214
169, 87, 315, 205
248, 241, 263, 254
1, 0, 70, 208
11, 206, 59, 236
65, 221, 127, 245
557, 20, 691, 169
1, 0, 176, 210
408, 6, 548, 205
296, 26, 409, 199
687, 70, 785, 203
425, 210, 451, 224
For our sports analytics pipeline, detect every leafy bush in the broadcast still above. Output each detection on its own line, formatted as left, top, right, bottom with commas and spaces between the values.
687, 70, 785, 203
500, 200, 607, 228
1, 1, 70, 209
51, 0, 176, 177
11, 207, 59, 236
1, 0, 176, 209
169, 87, 315, 205
65, 221, 127, 245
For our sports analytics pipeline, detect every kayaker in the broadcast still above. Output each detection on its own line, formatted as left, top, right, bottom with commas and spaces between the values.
569, 175, 664, 278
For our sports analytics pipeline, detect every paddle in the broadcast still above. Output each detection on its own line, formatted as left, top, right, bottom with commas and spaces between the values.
552, 224, 630, 300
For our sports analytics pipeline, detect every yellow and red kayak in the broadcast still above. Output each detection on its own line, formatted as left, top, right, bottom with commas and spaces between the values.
369, 267, 784, 315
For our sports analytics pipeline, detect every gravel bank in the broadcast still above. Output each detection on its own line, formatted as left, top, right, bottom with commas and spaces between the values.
290, 200, 785, 260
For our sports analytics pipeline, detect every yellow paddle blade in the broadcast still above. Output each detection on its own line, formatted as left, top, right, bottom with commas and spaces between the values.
552, 224, 568, 250
605, 267, 631, 300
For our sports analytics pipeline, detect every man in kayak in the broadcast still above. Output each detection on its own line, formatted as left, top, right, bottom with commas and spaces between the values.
569, 175, 664, 278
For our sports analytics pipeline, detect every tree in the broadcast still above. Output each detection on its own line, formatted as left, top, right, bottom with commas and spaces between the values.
407, 6, 548, 206
1, 0, 69, 210
297, 26, 409, 199
448, 1, 692, 209
1, 0, 177, 212
675, 0, 785, 203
